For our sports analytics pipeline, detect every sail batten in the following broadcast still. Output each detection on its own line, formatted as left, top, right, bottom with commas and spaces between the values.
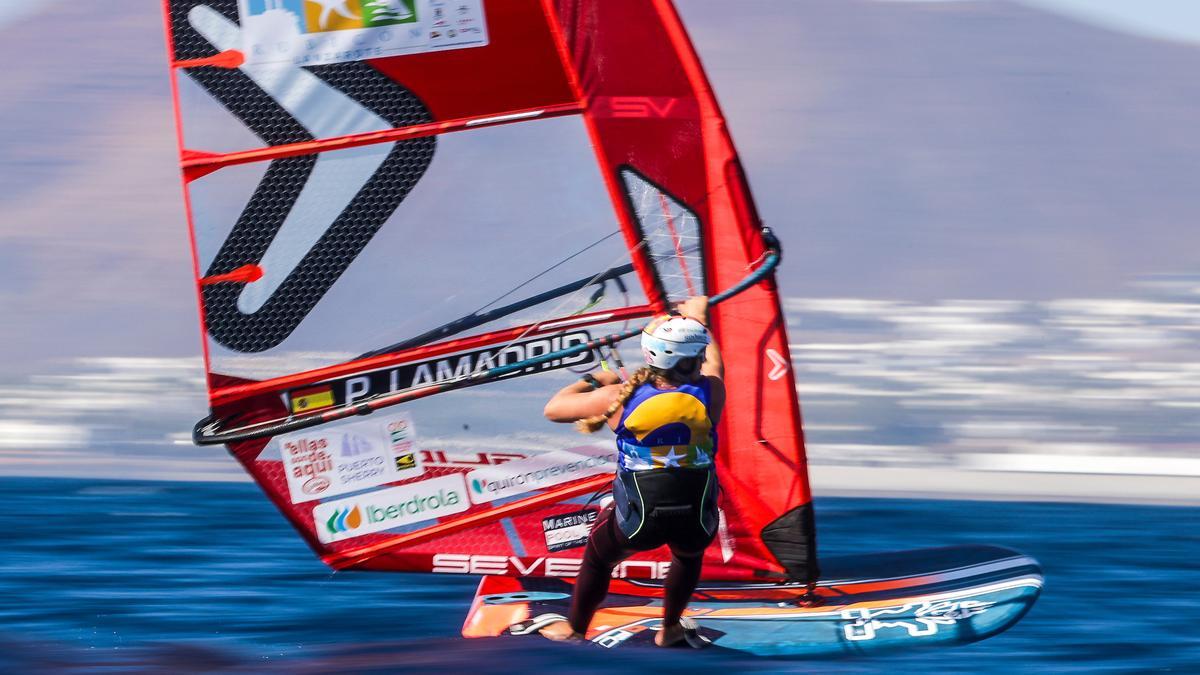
181, 102, 586, 176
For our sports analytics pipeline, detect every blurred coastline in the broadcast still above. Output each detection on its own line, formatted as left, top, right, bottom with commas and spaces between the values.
3, 283, 1196, 505
789, 274, 1200, 505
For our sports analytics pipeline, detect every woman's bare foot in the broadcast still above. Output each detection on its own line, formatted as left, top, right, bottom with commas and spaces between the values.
655, 622, 687, 647
539, 620, 583, 642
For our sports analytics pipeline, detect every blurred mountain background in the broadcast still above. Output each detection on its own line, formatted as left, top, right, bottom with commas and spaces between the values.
0, 0, 1196, 500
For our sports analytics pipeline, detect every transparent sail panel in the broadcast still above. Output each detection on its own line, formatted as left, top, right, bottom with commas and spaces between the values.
189, 116, 646, 381
620, 168, 707, 301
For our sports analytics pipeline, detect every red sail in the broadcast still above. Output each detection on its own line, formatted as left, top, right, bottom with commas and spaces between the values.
163, 0, 815, 582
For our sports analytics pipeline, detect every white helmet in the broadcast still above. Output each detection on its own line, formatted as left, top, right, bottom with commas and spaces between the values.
641, 315, 710, 370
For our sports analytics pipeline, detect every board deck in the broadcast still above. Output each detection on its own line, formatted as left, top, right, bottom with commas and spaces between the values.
462, 545, 1042, 657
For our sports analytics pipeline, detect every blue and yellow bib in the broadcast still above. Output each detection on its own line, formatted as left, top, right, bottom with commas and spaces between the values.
614, 380, 716, 471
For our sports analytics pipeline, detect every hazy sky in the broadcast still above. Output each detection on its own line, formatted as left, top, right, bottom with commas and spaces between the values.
3, 1, 1198, 38
1008, 0, 1200, 45
0, 0, 63, 30
876, 0, 1200, 45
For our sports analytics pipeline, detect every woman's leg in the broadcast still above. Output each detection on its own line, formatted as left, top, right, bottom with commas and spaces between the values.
656, 470, 716, 646
659, 548, 704, 643
541, 508, 633, 640
566, 508, 631, 634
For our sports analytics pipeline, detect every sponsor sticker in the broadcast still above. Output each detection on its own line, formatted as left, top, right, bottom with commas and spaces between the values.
238, 0, 489, 67
278, 411, 423, 503
421, 449, 528, 468
431, 553, 668, 579
541, 509, 598, 552
386, 416, 418, 471
289, 384, 335, 413
313, 474, 470, 544
466, 446, 617, 504
387, 416, 414, 450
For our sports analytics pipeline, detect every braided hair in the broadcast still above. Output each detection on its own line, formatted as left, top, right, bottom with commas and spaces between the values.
575, 358, 699, 434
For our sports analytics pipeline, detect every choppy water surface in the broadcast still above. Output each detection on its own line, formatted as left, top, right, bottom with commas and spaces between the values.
1, 477, 1196, 673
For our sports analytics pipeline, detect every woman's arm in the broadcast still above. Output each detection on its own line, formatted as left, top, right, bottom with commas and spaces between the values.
543, 371, 622, 423
676, 296, 724, 380
706, 377, 727, 425
701, 338, 724, 380
676, 296, 726, 423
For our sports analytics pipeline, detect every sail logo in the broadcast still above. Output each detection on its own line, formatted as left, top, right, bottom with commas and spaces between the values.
541, 509, 599, 552
465, 448, 617, 505
421, 450, 528, 469
313, 475, 470, 543
387, 418, 415, 459
277, 411, 425, 504
596, 96, 697, 119
766, 348, 790, 381
341, 432, 373, 457
237, 0, 488, 67
242, 0, 416, 35
282, 437, 334, 497
325, 505, 364, 535
431, 554, 669, 580
387, 419, 412, 443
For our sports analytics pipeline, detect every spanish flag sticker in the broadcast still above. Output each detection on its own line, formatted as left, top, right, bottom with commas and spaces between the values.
290, 385, 335, 413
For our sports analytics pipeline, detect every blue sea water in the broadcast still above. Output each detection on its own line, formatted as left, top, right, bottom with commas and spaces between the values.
1, 477, 1196, 673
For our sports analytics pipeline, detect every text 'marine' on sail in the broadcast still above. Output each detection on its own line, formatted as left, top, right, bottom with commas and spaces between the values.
163, 0, 816, 583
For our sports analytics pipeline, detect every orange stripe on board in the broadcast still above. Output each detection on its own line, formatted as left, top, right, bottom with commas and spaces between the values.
585, 585, 989, 631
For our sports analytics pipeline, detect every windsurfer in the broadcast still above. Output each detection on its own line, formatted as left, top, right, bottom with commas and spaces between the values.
539, 296, 725, 647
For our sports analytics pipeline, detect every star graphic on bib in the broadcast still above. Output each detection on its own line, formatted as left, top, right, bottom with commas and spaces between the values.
661, 448, 685, 468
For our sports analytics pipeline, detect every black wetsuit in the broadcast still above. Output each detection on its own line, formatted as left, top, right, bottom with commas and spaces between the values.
568, 379, 720, 634
567, 469, 718, 633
